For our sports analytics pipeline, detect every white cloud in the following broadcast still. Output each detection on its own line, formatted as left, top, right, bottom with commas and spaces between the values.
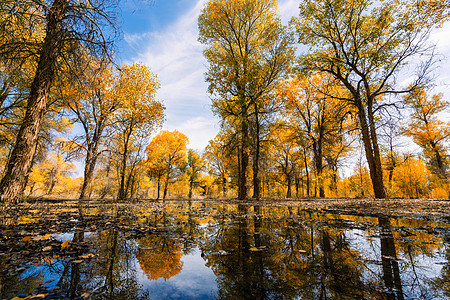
124, 0, 217, 150
278, 0, 299, 23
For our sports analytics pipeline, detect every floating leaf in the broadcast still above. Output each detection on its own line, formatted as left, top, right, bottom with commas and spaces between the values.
42, 246, 52, 252
22, 236, 32, 242
72, 260, 83, 264
81, 292, 90, 298
80, 253, 95, 259
61, 240, 70, 248
249, 247, 260, 251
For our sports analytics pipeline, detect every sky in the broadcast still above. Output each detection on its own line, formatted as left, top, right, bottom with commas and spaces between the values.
115, 0, 450, 153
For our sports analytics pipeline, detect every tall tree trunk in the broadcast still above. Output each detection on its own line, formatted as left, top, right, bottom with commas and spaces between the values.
357, 102, 386, 199
156, 173, 161, 200
188, 178, 194, 199
79, 143, 99, 200
79, 127, 102, 200
286, 176, 292, 198
314, 139, 325, 198
118, 127, 132, 200
303, 148, 310, 198
0, 0, 68, 203
238, 120, 249, 200
163, 180, 169, 199
252, 103, 260, 200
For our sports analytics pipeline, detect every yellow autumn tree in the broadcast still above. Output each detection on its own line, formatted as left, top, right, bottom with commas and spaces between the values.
198, 0, 294, 200
113, 63, 165, 200
392, 155, 431, 199
403, 88, 449, 198
146, 130, 188, 199
295, 0, 439, 199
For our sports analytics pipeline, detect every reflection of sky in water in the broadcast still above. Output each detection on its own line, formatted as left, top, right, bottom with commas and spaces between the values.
139, 248, 217, 299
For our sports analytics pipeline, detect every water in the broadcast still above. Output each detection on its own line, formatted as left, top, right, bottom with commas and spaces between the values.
0, 200, 449, 299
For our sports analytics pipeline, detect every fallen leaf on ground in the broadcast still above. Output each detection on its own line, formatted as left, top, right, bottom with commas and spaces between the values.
30, 294, 48, 299
22, 236, 32, 242
61, 240, 70, 248
80, 253, 95, 259
42, 246, 52, 252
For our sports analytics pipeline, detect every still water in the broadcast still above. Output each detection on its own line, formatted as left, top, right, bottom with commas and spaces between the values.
1, 200, 449, 299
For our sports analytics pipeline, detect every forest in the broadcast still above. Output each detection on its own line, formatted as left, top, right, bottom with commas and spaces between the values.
0, 0, 449, 203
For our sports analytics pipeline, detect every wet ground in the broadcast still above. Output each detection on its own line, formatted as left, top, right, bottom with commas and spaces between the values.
0, 198, 449, 299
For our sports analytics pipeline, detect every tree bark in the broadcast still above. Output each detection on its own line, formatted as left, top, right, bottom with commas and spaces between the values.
286, 176, 292, 198
303, 148, 310, 198
357, 101, 386, 199
238, 120, 249, 200
0, 0, 68, 203
118, 125, 132, 200
252, 103, 261, 200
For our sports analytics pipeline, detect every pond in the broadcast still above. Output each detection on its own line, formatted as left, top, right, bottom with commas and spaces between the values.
0, 200, 449, 299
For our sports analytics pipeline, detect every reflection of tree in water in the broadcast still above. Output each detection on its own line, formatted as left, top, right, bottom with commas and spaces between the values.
378, 217, 404, 300
201, 204, 276, 299
202, 206, 386, 299
136, 234, 184, 281
274, 219, 368, 299
431, 234, 450, 299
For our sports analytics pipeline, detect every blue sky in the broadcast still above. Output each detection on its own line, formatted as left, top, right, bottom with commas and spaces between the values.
115, 0, 450, 153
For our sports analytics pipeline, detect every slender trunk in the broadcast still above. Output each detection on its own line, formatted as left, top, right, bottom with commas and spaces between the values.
303, 148, 310, 198
252, 103, 260, 200
286, 176, 292, 198
118, 127, 132, 200
367, 103, 386, 198
314, 140, 325, 198
188, 178, 194, 198
79, 128, 102, 199
238, 120, 249, 200
79, 143, 99, 200
163, 180, 169, 199
0, 0, 68, 203
357, 102, 386, 198
156, 173, 161, 200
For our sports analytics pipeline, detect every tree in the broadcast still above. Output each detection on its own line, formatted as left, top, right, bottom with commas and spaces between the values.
279, 74, 349, 197
269, 125, 301, 198
185, 149, 206, 199
392, 155, 431, 199
146, 130, 188, 199
204, 135, 233, 198
198, 0, 294, 200
0, 0, 118, 202
30, 151, 76, 195
59, 62, 120, 200
295, 0, 437, 198
403, 88, 449, 197
113, 63, 165, 200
